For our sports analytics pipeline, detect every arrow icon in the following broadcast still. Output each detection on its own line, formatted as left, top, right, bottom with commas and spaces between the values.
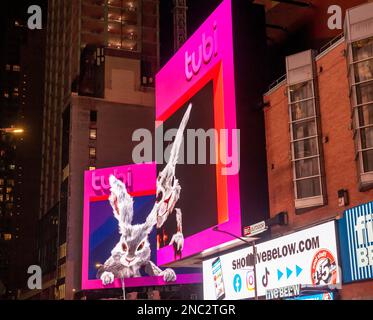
277, 269, 284, 281
296, 265, 303, 277
286, 267, 293, 279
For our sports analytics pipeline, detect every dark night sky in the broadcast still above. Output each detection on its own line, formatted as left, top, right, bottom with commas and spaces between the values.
1, 1, 47, 44
159, 0, 223, 67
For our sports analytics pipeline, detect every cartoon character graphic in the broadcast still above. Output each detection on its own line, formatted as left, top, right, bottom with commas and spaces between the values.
155, 104, 193, 254
97, 104, 192, 285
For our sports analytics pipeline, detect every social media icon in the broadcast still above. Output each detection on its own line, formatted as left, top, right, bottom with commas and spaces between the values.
233, 274, 242, 293
246, 270, 255, 292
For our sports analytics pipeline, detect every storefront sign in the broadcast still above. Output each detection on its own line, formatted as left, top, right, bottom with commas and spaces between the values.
244, 221, 267, 237
338, 202, 373, 283
266, 284, 300, 300
287, 292, 334, 300
203, 221, 340, 299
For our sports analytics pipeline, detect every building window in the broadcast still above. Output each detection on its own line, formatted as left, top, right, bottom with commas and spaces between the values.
57, 284, 66, 300
13, 65, 20, 72
59, 243, 67, 260
3, 233, 12, 241
348, 37, 373, 188
352, 39, 373, 169
89, 128, 97, 140
0, 194, 3, 202
345, 3, 373, 190
7, 180, 15, 187
90, 110, 97, 123
289, 81, 323, 202
89, 166, 96, 171
5, 64, 11, 71
0, 179, 4, 186
89, 147, 97, 159
286, 50, 325, 209
58, 263, 66, 279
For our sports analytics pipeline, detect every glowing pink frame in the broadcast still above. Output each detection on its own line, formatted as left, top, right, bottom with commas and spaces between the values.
156, 0, 241, 266
81, 163, 201, 290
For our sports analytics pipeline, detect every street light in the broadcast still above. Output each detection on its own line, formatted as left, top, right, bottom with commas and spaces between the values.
0, 128, 24, 134
212, 212, 289, 301
212, 226, 260, 300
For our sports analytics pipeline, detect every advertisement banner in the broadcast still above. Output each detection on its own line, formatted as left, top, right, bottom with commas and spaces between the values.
203, 221, 340, 299
81, 164, 201, 290
287, 292, 334, 300
338, 202, 373, 283
155, 0, 242, 267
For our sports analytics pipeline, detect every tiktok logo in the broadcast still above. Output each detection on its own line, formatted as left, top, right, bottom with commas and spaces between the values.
262, 267, 270, 288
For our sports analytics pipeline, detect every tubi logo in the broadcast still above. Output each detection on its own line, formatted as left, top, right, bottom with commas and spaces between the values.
184, 21, 218, 81
233, 274, 242, 293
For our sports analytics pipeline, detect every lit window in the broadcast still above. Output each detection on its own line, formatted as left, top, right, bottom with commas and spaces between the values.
89, 147, 97, 159
6, 187, 12, 194
59, 243, 67, 259
3, 234, 12, 241
13, 65, 20, 72
289, 81, 323, 204
5, 64, 11, 71
89, 128, 97, 140
89, 166, 96, 171
7, 180, 15, 187
286, 50, 325, 209
4, 92, 9, 98
0, 179, 4, 186
58, 263, 66, 279
0, 195, 3, 202
349, 37, 373, 183
9, 165, 15, 170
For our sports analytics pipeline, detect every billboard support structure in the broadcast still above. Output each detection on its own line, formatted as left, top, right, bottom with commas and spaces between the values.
212, 226, 260, 300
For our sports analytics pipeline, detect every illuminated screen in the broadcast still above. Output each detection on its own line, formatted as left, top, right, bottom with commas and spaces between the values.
81, 164, 202, 290
156, 0, 242, 266
88, 195, 156, 280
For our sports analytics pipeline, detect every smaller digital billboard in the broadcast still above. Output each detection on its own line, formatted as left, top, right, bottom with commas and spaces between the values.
203, 221, 340, 300
81, 163, 201, 290
338, 201, 373, 283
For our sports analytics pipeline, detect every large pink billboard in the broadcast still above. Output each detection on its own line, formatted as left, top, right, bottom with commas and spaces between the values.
155, 0, 242, 266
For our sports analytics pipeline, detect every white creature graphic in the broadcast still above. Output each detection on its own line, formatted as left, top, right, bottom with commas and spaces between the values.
97, 104, 192, 285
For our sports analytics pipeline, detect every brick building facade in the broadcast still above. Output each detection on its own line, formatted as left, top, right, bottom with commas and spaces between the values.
263, 2, 373, 299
